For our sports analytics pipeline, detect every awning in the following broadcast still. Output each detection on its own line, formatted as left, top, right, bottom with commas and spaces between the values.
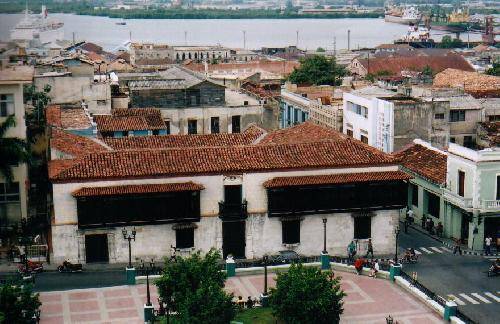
263, 171, 411, 189
72, 182, 204, 197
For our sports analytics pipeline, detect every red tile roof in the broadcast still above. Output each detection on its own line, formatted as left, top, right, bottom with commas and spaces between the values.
434, 68, 500, 98
72, 182, 204, 197
258, 121, 347, 145
103, 124, 265, 150
50, 129, 109, 157
49, 139, 396, 182
357, 53, 474, 76
94, 108, 166, 132
392, 143, 447, 185
263, 171, 411, 188
46, 105, 62, 128
46, 104, 92, 130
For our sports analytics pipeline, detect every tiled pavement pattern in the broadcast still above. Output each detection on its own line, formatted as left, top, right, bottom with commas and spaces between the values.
41, 272, 443, 324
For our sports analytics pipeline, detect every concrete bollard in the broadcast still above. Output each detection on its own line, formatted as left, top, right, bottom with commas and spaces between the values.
444, 301, 457, 321
226, 255, 236, 277
126, 267, 136, 285
321, 252, 330, 270
389, 264, 401, 281
143, 304, 154, 323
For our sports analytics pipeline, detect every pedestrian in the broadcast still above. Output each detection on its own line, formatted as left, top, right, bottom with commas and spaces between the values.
485, 235, 492, 256
369, 259, 379, 278
246, 296, 254, 309
421, 215, 426, 229
407, 209, 414, 224
366, 239, 374, 258
354, 257, 364, 275
347, 241, 357, 263
453, 238, 462, 255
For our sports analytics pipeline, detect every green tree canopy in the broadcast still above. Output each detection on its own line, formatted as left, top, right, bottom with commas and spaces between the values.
0, 283, 41, 324
486, 62, 500, 76
269, 264, 346, 324
156, 249, 235, 324
288, 55, 346, 86
438, 35, 464, 49
0, 115, 30, 182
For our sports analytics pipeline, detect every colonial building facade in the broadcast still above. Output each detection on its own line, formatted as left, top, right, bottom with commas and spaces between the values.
48, 123, 409, 264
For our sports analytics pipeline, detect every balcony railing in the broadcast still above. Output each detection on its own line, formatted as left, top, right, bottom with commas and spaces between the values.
482, 200, 500, 211
443, 189, 473, 210
218, 200, 248, 221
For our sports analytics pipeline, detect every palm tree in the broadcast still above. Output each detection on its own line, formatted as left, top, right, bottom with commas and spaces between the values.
0, 115, 30, 183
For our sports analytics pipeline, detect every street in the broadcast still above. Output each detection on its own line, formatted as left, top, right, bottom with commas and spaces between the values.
33, 270, 126, 292
399, 226, 500, 324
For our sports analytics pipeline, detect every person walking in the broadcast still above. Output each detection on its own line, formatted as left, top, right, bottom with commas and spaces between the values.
347, 241, 357, 263
366, 239, 374, 258
453, 238, 462, 255
485, 235, 492, 256
369, 259, 379, 278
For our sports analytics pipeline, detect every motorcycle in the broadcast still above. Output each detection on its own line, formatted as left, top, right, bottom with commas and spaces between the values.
487, 264, 499, 277
18, 260, 44, 274
57, 260, 83, 273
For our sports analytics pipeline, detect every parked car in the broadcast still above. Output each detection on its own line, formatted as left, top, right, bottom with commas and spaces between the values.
267, 250, 302, 265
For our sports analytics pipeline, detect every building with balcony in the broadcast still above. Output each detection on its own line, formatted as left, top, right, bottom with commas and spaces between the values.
48, 122, 409, 264
343, 86, 450, 153
443, 144, 500, 250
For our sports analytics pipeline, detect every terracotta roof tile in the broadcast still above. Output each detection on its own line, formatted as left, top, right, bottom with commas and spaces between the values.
51, 129, 109, 157
434, 68, 500, 98
103, 125, 265, 150
46, 105, 61, 128
393, 143, 447, 185
49, 140, 396, 182
94, 109, 166, 133
72, 182, 204, 197
258, 121, 347, 145
46, 104, 92, 130
263, 171, 411, 188
358, 53, 474, 76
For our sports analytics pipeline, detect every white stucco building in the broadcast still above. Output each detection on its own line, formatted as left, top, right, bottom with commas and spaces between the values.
48, 123, 410, 264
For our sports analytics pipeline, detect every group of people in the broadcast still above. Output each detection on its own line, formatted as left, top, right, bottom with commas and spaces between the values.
354, 257, 380, 278
235, 296, 259, 309
347, 239, 374, 262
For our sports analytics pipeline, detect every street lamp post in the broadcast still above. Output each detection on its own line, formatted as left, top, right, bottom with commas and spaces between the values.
322, 217, 327, 254
141, 259, 155, 322
261, 255, 269, 307
122, 227, 136, 269
321, 217, 330, 270
122, 227, 137, 285
394, 225, 400, 263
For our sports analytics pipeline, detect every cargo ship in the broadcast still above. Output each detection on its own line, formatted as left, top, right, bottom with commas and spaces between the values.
10, 5, 64, 43
385, 6, 421, 25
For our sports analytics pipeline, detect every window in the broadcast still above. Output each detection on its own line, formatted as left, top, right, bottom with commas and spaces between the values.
497, 176, 500, 200
347, 101, 368, 118
243, 100, 248, 106
458, 170, 465, 197
354, 217, 371, 239
434, 113, 444, 120
176, 228, 194, 249
360, 134, 368, 144
282, 220, 300, 244
450, 137, 456, 143
188, 120, 197, 134
0, 94, 14, 117
346, 129, 353, 137
232, 115, 241, 133
152, 130, 159, 135
449, 110, 465, 122
463, 136, 475, 149
0, 182, 20, 203
412, 184, 418, 207
426, 191, 440, 218
97, 100, 107, 106
210, 117, 220, 134
165, 120, 171, 135
121, 131, 129, 137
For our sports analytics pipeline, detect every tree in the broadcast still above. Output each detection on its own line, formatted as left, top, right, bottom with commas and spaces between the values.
269, 264, 346, 324
0, 283, 41, 324
0, 115, 30, 183
439, 35, 464, 49
486, 62, 500, 76
288, 55, 346, 86
422, 65, 434, 77
156, 249, 235, 323
24, 84, 51, 126
316, 47, 326, 52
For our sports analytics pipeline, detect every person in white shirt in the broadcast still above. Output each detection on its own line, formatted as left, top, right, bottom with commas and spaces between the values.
485, 236, 492, 255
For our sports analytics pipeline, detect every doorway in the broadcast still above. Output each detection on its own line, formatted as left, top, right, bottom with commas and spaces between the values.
85, 234, 109, 263
222, 221, 246, 259
460, 213, 470, 244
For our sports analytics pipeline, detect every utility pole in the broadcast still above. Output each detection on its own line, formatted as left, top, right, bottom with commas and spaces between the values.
184, 31, 187, 45
333, 35, 337, 56
347, 29, 351, 51
296, 30, 299, 47
243, 30, 246, 49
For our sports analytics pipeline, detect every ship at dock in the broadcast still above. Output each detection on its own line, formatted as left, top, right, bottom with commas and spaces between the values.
384, 6, 421, 25
10, 5, 64, 44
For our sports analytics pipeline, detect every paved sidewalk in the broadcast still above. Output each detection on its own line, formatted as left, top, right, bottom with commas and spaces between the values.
39, 272, 444, 324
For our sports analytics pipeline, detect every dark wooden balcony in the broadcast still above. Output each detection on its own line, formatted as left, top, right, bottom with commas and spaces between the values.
218, 200, 248, 221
